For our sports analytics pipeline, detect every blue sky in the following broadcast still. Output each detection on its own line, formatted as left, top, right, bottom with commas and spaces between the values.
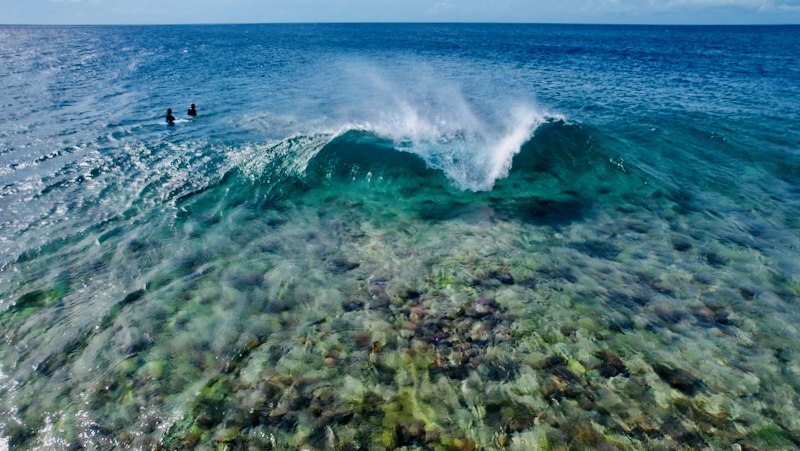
2, 0, 799, 24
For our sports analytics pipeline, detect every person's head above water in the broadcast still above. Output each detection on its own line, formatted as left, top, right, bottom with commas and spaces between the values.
167, 109, 172, 114
190, 103, 195, 108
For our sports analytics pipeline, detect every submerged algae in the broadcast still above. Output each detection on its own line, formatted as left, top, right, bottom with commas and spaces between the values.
3, 129, 800, 451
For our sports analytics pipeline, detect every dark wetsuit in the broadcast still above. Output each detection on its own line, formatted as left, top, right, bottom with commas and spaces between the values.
166, 113, 176, 125
188, 107, 197, 116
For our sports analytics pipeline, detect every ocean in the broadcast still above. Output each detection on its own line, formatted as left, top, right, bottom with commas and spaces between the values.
1, 23, 800, 450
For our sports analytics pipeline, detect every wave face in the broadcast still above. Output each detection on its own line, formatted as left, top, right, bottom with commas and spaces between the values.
2, 24, 800, 451
342, 103, 547, 191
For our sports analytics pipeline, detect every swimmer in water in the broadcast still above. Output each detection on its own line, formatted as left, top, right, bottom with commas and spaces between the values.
188, 103, 197, 116
166, 108, 176, 125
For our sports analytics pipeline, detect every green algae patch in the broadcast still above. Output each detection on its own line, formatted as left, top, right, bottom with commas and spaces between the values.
192, 378, 233, 429
432, 270, 459, 290
756, 424, 794, 447
567, 358, 587, 376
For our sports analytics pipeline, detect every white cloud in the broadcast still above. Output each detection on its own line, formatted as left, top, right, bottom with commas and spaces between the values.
584, 0, 800, 13
653, 0, 800, 11
431, 0, 457, 13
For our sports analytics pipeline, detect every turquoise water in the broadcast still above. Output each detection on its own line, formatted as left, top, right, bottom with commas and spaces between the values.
2, 24, 800, 450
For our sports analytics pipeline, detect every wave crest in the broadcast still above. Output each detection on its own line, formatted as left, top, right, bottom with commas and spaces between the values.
359, 105, 546, 191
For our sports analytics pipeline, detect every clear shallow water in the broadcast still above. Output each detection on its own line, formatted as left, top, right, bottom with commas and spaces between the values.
1, 24, 800, 450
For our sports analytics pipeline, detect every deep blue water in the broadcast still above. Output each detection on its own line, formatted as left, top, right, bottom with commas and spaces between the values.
1, 24, 800, 450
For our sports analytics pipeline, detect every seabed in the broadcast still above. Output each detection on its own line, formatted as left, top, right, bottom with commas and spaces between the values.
3, 124, 800, 450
